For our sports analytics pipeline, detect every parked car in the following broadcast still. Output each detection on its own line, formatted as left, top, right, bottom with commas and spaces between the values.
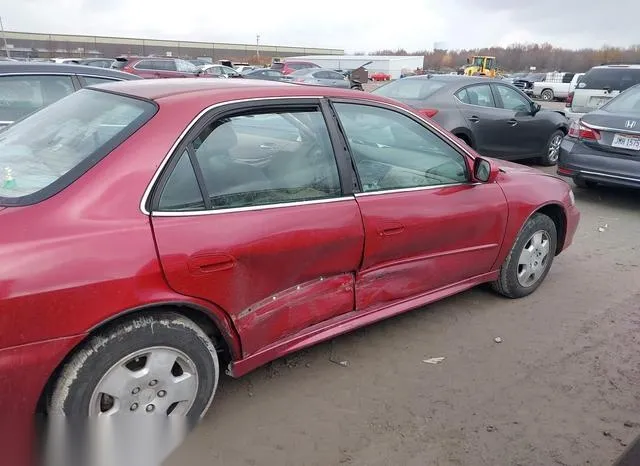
569, 73, 585, 93
370, 72, 392, 82
200, 64, 242, 78
513, 73, 546, 96
558, 82, 640, 189
79, 58, 116, 68
49, 58, 80, 64
242, 68, 284, 81
188, 59, 210, 68
0, 79, 579, 466
372, 75, 569, 165
112, 56, 202, 78
565, 64, 640, 120
0, 62, 140, 128
235, 65, 257, 74
531, 72, 576, 102
282, 68, 351, 88
270, 60, 320, 75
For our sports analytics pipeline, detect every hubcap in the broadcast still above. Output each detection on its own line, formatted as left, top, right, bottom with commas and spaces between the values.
89, 346, 199, 417
548, 135, 562, 162
517, 230, 551, 287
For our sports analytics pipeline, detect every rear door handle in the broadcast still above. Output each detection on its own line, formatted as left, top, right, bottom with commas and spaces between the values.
469, 116, 480, 123
378, 223, 405, 237
187, 253, 235, 274
507, 119, 518, 126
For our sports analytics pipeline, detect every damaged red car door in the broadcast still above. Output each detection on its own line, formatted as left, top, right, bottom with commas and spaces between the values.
332, 102, 508, 311
150, 102, 364, 357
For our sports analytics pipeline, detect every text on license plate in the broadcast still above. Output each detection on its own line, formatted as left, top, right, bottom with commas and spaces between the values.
612, 134, 640, 151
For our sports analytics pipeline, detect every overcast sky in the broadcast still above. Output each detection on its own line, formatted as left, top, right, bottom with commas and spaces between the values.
3, 0, 639, 52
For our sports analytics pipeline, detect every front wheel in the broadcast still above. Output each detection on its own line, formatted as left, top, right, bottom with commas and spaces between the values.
49, 313, 219, 422
539, 130, 564, 166
492, 213, 557, 299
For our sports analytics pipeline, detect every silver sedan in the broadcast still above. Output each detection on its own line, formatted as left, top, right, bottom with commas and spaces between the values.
282, 68, 351, 89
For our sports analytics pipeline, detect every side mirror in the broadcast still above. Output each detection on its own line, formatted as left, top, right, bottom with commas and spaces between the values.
473, 157, 499, 183
531, 102, 541, 114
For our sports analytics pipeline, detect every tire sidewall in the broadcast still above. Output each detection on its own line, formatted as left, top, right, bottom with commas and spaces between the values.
500, 214, 558, 299
49, 313, 219, 424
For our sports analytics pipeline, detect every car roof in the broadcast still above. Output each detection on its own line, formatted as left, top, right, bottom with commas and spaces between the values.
0, 62, 139, 80
94, 77, 404, 104
591, 64, 640, 70
401, 75, 499, 86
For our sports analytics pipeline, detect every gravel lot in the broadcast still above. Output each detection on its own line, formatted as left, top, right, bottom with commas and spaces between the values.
165, 92, 640, 466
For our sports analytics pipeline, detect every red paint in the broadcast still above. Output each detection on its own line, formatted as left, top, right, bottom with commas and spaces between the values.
0, 79, 580, 464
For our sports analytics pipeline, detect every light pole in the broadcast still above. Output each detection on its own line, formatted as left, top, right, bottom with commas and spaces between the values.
0, 16, 10, 58
256, 34, 260, 61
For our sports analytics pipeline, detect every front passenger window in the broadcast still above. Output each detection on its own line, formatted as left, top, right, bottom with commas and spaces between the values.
334, 103, 468, 193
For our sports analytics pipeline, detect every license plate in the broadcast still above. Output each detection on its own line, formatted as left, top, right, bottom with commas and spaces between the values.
589, 96, 610, 108
612, 133, 640, 151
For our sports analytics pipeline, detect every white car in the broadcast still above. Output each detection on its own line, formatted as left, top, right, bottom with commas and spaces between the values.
532, 72, 581, 102
565, 65, 640, 120
200, 64, 242, 78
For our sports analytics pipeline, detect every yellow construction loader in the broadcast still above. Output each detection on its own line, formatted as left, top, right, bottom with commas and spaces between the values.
462, 56, 499, 77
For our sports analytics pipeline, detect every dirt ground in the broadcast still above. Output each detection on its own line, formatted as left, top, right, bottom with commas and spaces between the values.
164, 171, 640, 466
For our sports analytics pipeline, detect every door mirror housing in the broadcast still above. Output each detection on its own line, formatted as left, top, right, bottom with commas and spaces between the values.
473, 157, 499, 183
531, 102, 542, 115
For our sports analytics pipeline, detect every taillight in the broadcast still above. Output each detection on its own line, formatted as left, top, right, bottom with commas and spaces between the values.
568, 120, 601, 140
417, 108, 438, 118
566, 91, 574, 107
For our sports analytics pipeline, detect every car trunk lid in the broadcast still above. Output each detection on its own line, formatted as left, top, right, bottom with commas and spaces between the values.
579, 111, 640, 157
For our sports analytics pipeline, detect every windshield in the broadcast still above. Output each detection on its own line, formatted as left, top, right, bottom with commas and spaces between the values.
601, 84, 640, 114
472, 57, 484, 66
0, 89, 156, 205
373, 79, 447, 101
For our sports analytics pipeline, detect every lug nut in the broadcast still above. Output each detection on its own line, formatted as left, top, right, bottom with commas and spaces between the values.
146, 404, 155, 413
132, 387, 140, 395
130, 403, 139, 411
158, 390, 167, 398
149, 380, 158, 387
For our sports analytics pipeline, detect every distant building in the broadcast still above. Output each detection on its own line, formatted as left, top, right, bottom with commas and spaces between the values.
288, 55, 424, 80
0, 30, 343, 63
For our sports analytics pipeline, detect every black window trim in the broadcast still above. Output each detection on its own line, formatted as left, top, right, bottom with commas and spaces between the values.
147, 97, 354, 215
327, 97, 474, 195
0, 87, 159, 207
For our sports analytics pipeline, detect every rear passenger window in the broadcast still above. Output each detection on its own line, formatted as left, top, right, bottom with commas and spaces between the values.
463, 84, 495, 107
157, 109, 341, 212
0, 75, 74, 124
455, 88, 470, 104
158, 149, 205, 211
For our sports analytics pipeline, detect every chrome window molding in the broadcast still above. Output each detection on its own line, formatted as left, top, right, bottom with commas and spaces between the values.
141, 95, 480, 217
580, 170, 640, 182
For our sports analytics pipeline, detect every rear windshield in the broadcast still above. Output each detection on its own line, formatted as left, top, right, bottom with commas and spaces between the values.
601, 84, 640, 114
0, 89, 156, 205
579, 68, 640, 91
373, 79, 447, 101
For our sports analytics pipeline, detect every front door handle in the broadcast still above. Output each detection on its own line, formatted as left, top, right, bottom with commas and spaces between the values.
188, 253, 235, 274
469, 116, 480, 123
507, 119, 518, 126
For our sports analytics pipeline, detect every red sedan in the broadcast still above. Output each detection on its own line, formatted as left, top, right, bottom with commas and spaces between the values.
0, 79, 579, 465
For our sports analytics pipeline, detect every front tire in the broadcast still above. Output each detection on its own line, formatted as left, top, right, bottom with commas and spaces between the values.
49, 312, 219, 423
573, 177, 596, 189
539, 130, 564, 166
492, 213, 557, 299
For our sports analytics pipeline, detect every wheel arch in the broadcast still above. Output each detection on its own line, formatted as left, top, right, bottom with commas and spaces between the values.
451, 128, 475, 148
36, 300, 242, 417
533, 202, 567, 255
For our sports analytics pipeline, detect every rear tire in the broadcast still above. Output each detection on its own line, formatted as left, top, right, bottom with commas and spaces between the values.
573, 177, 596, 189
492, 213, 557, 299
49, 312, 219, 422
541, 89, 554, 101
